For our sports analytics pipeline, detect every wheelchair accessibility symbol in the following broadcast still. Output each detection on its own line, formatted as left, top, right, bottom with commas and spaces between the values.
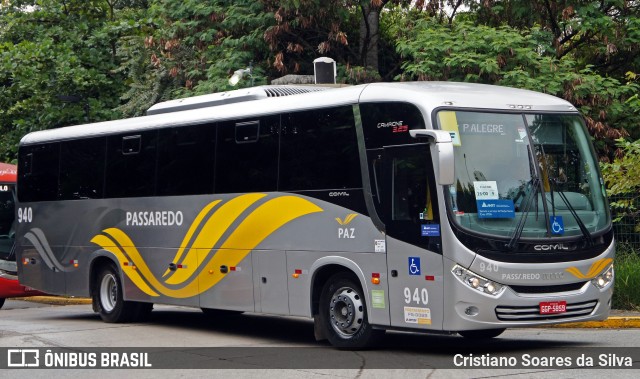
408, 257, 421, 276
550, 216, 564, 235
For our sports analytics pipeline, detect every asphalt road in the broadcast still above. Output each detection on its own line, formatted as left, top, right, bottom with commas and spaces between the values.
1, 299, 639, 378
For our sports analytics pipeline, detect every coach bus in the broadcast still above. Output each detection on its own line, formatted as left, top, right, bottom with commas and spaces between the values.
15, 82, 614, 348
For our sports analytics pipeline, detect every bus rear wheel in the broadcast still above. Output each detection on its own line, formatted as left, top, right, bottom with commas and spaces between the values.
93, 262, 148, 323
318, 273, 382, 349
458, 328, 505, 339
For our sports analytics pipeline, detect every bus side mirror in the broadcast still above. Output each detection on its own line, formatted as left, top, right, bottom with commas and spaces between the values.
409, 129, 455, 185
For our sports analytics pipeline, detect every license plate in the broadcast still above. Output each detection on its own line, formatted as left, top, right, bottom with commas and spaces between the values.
539, 301, 567, 315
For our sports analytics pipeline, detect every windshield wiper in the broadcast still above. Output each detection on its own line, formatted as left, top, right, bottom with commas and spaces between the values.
537, 145, 594, 246
551, 182, 595, 247
507, 177, 540, 250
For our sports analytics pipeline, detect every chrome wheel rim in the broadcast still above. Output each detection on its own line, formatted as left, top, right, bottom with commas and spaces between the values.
100, 273, 117, 312
328, 286, 364, 338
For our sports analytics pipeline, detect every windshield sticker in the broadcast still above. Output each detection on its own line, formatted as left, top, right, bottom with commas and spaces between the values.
421, 224, 441, 237
516, 127, 528, 143
438, 111, 462, 146
550, 216, 565, 235
473, 181, 498, 200
476, 199, 515, 219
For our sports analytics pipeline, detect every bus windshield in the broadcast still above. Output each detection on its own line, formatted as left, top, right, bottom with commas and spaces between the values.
438, 110, 609, 240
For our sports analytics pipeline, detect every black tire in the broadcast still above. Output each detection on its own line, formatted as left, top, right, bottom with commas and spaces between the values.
318, 273, 383, 349
0, 298, 5, 310
92, 262, 143, 323
458, 328, 506, 339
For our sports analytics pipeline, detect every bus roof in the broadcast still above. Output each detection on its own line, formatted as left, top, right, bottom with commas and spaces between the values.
20, 82, 577, 146
0, 162, 17, 182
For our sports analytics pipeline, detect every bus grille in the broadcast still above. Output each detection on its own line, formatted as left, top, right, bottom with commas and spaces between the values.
495, 300, 597, 321
509, 282, 587, 294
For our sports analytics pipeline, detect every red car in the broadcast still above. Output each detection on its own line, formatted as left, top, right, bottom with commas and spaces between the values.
1, 162, 44, 309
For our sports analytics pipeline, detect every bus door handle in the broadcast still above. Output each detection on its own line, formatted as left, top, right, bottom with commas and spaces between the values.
168, 263, 177, 271
391, 270, 398, 277
220, 265, 229, 274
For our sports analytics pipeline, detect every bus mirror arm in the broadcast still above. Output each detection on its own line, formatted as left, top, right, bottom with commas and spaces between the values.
410, 130, 455, 186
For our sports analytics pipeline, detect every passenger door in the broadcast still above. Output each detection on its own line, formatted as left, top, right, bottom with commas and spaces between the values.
381, 144, 444, 330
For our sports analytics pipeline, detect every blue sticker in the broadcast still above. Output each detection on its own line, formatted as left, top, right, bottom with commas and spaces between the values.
421, 224, 441, 237
550, 216, 564, 235
476, 200, 516, 219
408, 257, 421, 276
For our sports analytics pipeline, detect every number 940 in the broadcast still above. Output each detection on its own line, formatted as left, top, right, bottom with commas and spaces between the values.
404, 287, 428, 305
18, 207, 33, 223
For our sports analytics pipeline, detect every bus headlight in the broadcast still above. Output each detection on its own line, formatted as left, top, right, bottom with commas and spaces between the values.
452, 265, 505, 296
592, 265, 614, 289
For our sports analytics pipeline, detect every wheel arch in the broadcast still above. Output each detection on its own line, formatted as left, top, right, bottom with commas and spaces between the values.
309, 256, 368, 317
88, 250, 120, 300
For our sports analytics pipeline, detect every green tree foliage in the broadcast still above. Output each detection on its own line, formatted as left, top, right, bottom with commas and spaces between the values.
0, 0, 147, 161
394, 16, 640, 161
601, 138, 640, 230
133, 0, 273, 102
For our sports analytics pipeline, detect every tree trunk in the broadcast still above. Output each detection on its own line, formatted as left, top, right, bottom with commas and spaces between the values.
359, 2, 381, 73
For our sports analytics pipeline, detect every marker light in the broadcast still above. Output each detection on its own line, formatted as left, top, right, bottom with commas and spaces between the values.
371, 273, 381, 285
452, 265, 505, 297
592, 265, 614, 289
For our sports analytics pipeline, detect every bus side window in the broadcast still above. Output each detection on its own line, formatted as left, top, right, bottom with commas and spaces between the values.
215, 116, 279, 194
279, 106, 360, 191
18, 144, 60, 202
157, 123, 216, 196
59, 137, 105, 200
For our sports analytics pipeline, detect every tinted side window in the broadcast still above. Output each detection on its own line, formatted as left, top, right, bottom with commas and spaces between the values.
158, 124, 216, 196
215, 116, 279, 193
59, 138, 105, 200
105, 131, 158, 198
18, 144, 60, 202
280, 106, 361, 191
360, 102, 425, 149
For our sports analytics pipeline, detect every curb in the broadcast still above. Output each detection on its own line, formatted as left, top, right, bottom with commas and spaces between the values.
548, 317, 640, 329
12, 296, 92, 306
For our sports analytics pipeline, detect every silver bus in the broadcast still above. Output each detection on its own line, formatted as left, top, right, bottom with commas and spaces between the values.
15, 82, 614, 348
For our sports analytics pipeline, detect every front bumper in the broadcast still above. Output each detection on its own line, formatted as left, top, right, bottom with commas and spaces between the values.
444, 275, 612, 331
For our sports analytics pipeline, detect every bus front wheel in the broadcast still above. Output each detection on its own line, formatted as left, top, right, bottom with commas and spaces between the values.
318, 273, 382, 349
93, 262, 144, 323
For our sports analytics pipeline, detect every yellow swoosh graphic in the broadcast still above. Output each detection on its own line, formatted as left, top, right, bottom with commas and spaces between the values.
335, 213, 358, 225
161, 199, 221, 278
164, 194, 266, 284
565, 258, 613, 279
90, 233, 160, 297
91, 194, 323, 299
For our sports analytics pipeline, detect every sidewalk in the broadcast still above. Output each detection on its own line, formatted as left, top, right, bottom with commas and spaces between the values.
13, 296, 640, 328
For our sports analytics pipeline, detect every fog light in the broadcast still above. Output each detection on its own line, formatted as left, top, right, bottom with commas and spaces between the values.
465, 306, 479, 316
